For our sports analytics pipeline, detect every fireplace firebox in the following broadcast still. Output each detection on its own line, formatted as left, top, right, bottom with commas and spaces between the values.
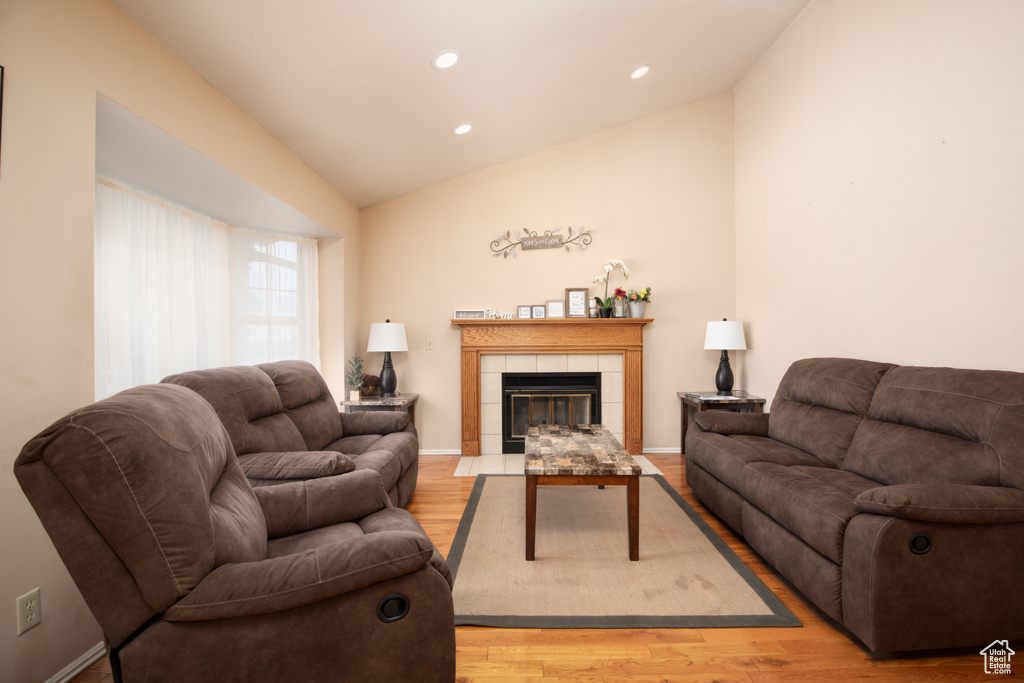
501, 372, 601, 453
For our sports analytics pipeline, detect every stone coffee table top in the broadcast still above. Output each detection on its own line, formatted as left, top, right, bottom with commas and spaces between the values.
524, 424, 642, 476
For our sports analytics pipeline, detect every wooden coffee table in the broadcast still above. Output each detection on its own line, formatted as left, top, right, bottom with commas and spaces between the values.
524, 424, 642, 561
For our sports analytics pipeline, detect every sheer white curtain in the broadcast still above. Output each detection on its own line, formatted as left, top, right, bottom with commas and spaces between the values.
95, 178, 319, 399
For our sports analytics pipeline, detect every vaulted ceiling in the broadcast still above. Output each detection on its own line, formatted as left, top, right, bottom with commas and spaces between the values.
111, 0, 810, 208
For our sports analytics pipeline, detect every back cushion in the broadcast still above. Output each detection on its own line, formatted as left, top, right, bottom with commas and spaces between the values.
769, 358, 895, 467
162, 366, 306, 455
258, 360, 344, 451
844, 365, 1024, 487
18, 385, 266, 612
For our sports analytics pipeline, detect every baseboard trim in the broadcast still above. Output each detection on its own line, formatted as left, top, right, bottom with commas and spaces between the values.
643, 447, 683, 455
46, 641, 105, 683
419, 449, 462, 456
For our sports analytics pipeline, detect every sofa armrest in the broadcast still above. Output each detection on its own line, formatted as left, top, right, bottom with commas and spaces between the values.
693, 411, 770, 437
855, 484, 1024, 524
340, 411, 412, 436
238, 451, 355, 482
163, 530, 433, 621
254, 469, 392, 539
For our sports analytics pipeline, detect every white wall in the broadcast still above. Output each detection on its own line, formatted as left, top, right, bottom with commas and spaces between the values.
360, 93, 738, 454
735, 0, 1024, 402
0, 1, 358, 680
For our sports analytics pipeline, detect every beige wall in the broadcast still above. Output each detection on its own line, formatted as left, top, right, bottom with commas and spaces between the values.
360, 92, 737, 453
0, 1, 358, 680
735, 0, 1024, 403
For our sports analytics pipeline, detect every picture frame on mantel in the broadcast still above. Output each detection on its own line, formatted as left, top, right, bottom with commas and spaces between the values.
517, 305, 532, 319
531, 305, 546, 319
565, 288, 589, 318
546, 299, 565, 318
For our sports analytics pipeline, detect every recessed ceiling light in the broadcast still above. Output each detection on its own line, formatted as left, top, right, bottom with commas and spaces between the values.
453, 123, 473, 135
433, 50, 461, 70
629, 64, 651, 80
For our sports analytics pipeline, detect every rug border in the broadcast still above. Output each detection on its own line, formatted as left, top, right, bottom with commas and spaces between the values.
447, 473, 801, 629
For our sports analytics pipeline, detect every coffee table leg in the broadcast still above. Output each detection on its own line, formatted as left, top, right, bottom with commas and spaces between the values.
526, 474, 537, 561
627, 475, 639, 561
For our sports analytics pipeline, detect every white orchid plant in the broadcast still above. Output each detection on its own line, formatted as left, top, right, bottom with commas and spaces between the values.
592, 259, 630, 309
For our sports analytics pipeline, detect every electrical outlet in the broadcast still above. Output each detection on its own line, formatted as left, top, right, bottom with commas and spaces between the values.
16, 587, 41, 635
426, 338, 434, 350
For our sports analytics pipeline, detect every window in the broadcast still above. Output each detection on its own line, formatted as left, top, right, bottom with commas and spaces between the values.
95, 177, 319, 398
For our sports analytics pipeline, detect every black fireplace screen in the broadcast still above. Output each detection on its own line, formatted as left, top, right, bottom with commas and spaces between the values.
502, 372, 601, 453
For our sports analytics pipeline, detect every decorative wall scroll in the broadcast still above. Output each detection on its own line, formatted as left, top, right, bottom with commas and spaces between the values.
490, 226, 592, 259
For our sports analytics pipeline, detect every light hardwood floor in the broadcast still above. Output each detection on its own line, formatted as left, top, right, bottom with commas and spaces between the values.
71, 454, 1008, 682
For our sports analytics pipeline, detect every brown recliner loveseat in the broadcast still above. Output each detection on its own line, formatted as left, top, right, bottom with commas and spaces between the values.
162, 360, 419, 507
15, 383, 455, 682
685, 357, 1024, 652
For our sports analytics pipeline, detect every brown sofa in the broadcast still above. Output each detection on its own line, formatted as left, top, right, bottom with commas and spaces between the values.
685, 357, 1024, 652
162, 360, 419, 507
15, 383, 455, 682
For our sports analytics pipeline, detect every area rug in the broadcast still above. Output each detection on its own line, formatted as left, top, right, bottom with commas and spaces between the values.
448, 474, 800, 629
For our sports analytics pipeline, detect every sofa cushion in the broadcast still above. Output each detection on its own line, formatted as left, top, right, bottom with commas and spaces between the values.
162, 366, 307, 455
768, 358, 895, 467
257, 361, 345, 451
843, 365, 1024, 486
739, 463, 879, 564
329, 431, 419, 491
844, 420, 1000, 486
237, 451, 356, 483
686, 432, 830, 492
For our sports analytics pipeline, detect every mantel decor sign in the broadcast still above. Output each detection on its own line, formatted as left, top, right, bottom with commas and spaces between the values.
454, 309, 487, 319
491, 226, 592, 260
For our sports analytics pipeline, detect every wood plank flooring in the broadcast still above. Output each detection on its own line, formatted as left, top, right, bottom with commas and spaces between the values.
71, 454, 1009, 681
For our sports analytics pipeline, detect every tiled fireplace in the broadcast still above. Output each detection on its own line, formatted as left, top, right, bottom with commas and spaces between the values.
452, 318, 651, 455
483, 356, 618, 454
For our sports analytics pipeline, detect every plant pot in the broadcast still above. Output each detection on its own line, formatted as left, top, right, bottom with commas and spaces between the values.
598, 307, 612, 318
349, 390, 361, 402
629, 301, 647, 318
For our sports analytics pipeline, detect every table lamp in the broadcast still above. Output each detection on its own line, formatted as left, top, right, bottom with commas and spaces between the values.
367, 319, 408, 398
704, 318, 747, 396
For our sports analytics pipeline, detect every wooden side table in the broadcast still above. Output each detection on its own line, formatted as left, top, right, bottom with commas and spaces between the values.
678, 392, 766, 454
340, 393, 418, 426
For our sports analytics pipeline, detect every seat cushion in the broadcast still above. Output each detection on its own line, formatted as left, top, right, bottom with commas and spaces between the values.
686, 432, 829, 493
738, 463, 880, 564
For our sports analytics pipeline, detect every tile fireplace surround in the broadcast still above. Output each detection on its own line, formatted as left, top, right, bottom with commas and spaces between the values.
451, 318, 652, 456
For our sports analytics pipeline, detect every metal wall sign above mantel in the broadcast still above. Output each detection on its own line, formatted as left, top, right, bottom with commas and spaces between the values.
490, 226, 593, 259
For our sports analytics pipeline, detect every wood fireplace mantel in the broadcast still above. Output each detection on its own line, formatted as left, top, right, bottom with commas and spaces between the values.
452, 318, 652, 455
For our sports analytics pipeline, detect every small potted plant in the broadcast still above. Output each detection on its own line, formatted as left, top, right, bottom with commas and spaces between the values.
593, 259, 629, 318
345, 353, 364, 402
627, 287, 651, 318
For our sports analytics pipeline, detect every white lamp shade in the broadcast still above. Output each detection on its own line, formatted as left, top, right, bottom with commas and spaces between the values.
704, 320, 747, 350
367, 322, 408, 352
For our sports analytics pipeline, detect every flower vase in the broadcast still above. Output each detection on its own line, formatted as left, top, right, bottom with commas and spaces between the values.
350, 390, 361, 402
598, 307, 612, 318
613, 299, 625, 318
629, 301, 646, 318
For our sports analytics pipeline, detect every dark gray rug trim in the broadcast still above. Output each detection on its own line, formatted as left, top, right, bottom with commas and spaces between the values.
448, 473, 801, 629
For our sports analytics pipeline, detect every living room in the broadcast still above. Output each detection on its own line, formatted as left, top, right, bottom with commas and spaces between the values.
2, 0, 1022, 681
